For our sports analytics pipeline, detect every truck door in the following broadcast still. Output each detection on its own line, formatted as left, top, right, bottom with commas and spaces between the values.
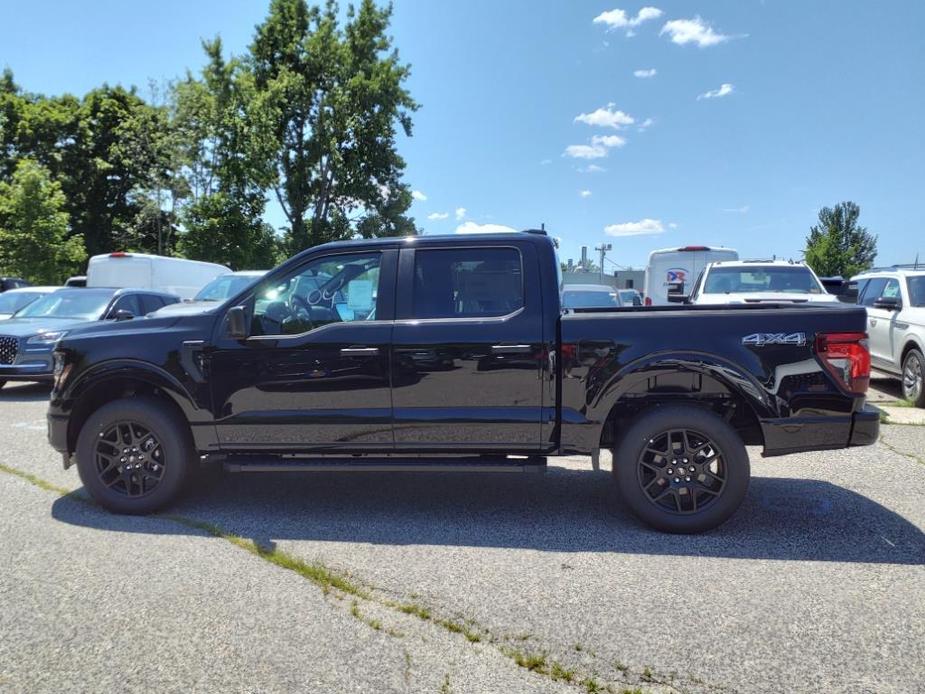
390, 242, 547, 452
209, 249, 396, 451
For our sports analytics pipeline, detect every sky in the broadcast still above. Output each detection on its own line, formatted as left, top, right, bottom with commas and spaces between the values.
3, 0, 924, 269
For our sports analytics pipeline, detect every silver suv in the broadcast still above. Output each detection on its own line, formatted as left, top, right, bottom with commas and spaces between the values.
852, 267, 925, 406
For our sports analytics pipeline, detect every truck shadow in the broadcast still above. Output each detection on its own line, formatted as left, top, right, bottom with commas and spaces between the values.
51, 466, 925, 565
0, 382, 51, 402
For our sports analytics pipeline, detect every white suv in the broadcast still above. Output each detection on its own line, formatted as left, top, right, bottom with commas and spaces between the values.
852, 268, 925, 407
684, 260, 839, 305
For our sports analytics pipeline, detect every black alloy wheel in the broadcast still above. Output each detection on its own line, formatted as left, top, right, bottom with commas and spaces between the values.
636, 428, 726, 515
94, 421, 167, 498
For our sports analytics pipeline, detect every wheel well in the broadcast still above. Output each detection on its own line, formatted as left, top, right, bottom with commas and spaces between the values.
901, 340, 923, 365
67, 377, 188, 454
598, 380, 764, 450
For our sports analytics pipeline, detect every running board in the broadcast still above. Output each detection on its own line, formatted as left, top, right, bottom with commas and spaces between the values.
221, 455, 547, 474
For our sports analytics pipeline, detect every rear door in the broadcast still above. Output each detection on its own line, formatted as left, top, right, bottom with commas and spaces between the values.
390, 242, 547, 452
860, 277, 895, 368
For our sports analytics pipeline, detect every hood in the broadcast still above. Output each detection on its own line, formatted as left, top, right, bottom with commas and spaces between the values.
696, 293, 840, 305
149, 301, 221, 317
0, 317, 90, 338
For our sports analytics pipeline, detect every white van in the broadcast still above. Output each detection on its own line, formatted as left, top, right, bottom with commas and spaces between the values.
643, 245, 739, 306
86, 253, 230, 300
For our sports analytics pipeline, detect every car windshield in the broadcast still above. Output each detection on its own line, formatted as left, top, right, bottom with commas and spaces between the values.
562, 289, 620, 308
0, 291, 45, 314
908, 276, 925, 307
195, 274, 263, 302
703, 266, 823, 294
14, 290, 113, 319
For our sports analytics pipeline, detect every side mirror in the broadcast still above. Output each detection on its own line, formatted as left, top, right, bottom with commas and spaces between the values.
113, 309, 135, 321
227, 305, 247, 339
873, 296, 901, 311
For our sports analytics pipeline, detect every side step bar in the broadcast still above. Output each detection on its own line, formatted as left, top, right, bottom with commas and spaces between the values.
221, 455, 547, 474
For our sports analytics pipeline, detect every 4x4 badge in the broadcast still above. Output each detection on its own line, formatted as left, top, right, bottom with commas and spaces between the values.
742, 332, 806, 347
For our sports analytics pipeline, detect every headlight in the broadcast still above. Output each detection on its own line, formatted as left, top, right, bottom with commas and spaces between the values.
27, 330, 67, 345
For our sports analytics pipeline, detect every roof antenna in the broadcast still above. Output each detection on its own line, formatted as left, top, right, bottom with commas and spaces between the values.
541, 223, 545, 231
916, 253, 920, 270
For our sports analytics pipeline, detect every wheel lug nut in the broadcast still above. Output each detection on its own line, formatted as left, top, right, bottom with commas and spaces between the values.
689, 466, 695, 472
667, 468, 673, 474
685, 476, 691, 482
674, 477, 680, 483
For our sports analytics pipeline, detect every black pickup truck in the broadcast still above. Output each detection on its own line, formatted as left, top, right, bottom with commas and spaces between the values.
46, 231, 878, 532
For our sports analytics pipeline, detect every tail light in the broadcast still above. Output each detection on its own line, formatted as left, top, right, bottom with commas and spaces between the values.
644, 296, 652, 306
815, 332, 870, 395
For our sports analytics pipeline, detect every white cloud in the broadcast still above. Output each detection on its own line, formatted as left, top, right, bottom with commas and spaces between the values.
697, 83, 734, 100
580, 164, 607, 174
634, 68, 657, 78
574, 103, 634, 129
563, 144, 608, 159
456, 221, 517, 234
540, 158, 552, 165
579, 190, 592, 198
660, 17, 730, 47
427, 212, 449, 220
638, 117, 655, 131
668, 222, 678, 229
591, 134, 627, 148
594, 7, 663, 33
721, 205, 749, 214
454, 207, 467, 221
604, 218, 665, 237
412, 190, 427, 201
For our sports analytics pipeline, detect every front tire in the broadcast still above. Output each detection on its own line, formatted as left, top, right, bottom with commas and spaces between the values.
901, 348, 925, 408
76, 396, 194, 514
612, 406, 750, 533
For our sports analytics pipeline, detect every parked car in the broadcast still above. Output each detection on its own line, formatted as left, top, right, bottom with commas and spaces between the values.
65, 276, 87, 287
851, 266, 925, 407
618, 289, 642, 306
562, 284, 622, 309
194, 270, 267, 302
0, 287, 60, 320
643, 245, 738, 306
679, 260, 839, 305
47, 230, 877, 533
0, 288, 179, 389
86, 252, 230, 300
0, 277, 30, 292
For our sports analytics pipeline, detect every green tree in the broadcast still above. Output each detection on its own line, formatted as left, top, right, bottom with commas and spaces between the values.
249, 0, 419, 252
804, 201, 877, 277
173, 37, 280, 268
0, 159, 86, 283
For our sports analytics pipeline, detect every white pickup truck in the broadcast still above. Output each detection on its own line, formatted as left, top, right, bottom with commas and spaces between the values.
678, 260, 839, 306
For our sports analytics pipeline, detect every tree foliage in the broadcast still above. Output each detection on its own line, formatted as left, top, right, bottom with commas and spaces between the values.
0, 159, 86, 283
250, 0, 419, 252
804, 201, 877, 277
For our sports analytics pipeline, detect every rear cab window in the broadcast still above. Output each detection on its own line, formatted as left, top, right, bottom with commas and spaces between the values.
412, 247, 524, 319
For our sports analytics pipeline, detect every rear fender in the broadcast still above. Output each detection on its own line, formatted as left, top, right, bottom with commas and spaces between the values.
561, 351, 775, 454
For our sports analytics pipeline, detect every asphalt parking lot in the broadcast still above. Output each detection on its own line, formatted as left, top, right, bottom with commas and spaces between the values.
1, 382, 923, 694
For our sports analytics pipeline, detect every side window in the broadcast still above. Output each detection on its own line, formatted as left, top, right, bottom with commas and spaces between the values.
251, 252, 381, 336
108, 294, 142, 318
139, 295, 164, 315
881, 279, 901, 300
859, 278, 887, 307
412, 247, 524, 319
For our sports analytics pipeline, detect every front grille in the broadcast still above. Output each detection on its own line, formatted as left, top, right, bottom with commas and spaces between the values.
0, 336, 18, 365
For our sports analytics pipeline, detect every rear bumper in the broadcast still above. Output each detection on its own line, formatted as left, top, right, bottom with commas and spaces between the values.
760, 405, 879, 457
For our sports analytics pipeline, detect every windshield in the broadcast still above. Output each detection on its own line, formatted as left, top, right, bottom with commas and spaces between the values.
195, 274, 263, 302
908, 276, 925, 307
0, 291, 45, 314
703, 266, 823, 294
14, 290, 113, 320
562, 289, 620, 308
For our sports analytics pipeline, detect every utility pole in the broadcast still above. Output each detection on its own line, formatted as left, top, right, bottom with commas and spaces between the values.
595, 243, 612, 283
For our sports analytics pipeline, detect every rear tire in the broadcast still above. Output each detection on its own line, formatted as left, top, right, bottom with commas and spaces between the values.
75, 396, 194, 514
612, 406, 749, 533
901, 348, 925, 408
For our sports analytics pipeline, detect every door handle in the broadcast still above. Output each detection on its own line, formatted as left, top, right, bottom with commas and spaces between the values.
491, 344, 532, 355
869, 318, 877, 327
340, 346, 379, 357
